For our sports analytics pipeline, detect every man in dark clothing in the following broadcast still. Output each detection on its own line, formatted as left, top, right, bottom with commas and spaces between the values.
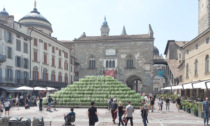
165, 96, 170, 111
39, 97, 43, 111
65, 108, 76, 126
176, 97, 181, 112
111, 98, 118, 124
47, 96, 53, 112
140, 99, 148, 126
88, 101, 98, 126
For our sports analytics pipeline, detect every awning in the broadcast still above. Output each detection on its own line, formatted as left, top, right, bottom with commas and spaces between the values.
0, 86, 17, 91
46, 87, 58, 91
15, 86, 33, 90
33, 87, 46, 90
183, 83, 193, 89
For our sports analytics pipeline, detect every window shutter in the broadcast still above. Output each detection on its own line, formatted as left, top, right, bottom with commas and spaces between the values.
37, 71, 39, 80
46, 73, 48, 81
21, 71, 24, 84
15, 70, 18, 83
11, 69, 13, 81
5, 68, 7, 80
21, 58, 24, 68
0, 68, 2, 82
6, 47, 8, 58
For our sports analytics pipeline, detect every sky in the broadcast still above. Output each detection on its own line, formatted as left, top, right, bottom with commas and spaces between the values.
0, 0, 198, 55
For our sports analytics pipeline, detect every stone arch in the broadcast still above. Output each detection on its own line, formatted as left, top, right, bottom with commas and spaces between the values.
126, 75, 142, 93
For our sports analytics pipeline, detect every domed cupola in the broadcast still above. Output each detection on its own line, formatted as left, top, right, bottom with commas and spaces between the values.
19, 0, 53, 35
153, 46, 159, 56
0, 8, 9, 16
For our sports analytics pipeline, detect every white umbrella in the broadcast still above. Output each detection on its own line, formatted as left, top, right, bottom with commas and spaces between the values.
16, 86, 33, 90
172, 86, 182, 89
183, 83, 193, 89
33, 87, 46, 90
46, 87, 58, 91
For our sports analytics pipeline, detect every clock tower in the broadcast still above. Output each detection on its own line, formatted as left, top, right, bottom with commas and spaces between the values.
199, 0, 210, 34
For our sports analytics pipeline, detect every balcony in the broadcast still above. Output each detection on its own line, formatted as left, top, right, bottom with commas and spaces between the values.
0, 54, 6, 62
29, 80, 67, 88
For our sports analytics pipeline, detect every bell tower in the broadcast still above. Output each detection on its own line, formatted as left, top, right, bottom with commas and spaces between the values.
100, 17, 110, 36
198, 0, 210, 34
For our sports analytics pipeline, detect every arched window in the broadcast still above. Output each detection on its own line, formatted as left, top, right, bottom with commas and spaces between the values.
106, 60, 108, 68
51, 70, 55, 82
126, 55, 134, 68
194, 59, 198, 76
206, 55, 209, 73
65, 73, 68, 83
33, 66, 39, 80
89, 57, 96, 69
43, 68, 48, 81
58, 72, 62, 83
186, 63, 189, 78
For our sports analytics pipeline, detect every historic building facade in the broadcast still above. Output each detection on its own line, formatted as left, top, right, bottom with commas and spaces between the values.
63, 18, 155, 93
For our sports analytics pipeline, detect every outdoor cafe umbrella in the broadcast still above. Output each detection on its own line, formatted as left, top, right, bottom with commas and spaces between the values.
15, 86, 33, 90
33, 87, 46, 90
46, 87, 58, 91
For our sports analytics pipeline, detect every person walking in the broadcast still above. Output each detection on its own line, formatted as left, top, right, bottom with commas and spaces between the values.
176, 96, 181, 112
150, 96, 155, 112
88, 101, 98, 126
115, 101, 124, 126
54, 97, 57, 110
108, 97, 113, 110
111, 98, 118, 124
202, 97, 210, 126
4, 99, 10, 117
124, 101, 134, 126
165, 96, 170, 111
158, 97, 163, 112
140, 99, 148, 126
39, 97, 43, 111
47, 96, 53, 112
15, 96, 19, 110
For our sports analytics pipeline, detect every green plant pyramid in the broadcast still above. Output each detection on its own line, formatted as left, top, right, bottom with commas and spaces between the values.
45, 76, 143, 107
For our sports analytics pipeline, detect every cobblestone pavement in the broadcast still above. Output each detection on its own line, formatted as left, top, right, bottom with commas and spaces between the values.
6, 100, 204, 126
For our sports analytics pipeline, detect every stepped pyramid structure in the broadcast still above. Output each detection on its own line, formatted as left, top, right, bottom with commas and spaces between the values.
46, 76, 143, 107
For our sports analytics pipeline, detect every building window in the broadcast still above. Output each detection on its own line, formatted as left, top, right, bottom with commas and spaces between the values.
51, 71, 55, 82
43, 68, 48, 81
52, 46, 55, 53
24, 72, 28, 84
59, 49, 61, 56
206, 37, 209, 44
6, 31, 12, 43
33, 66, 39, 80
44, 54, 47, 64
194, 59, 198, 76
16, 35, 20, 38
6, 68, 13, 81
58, 72, 62, 83
179, 75, 182, 82
24, 43, 28, 53
16, 70, 21, 83
64, 61, 68, 70
34, 51, 37, 61
127, 57, 134, 68
186, 63, 189, 78
186, 50, 189, 55
44, 43, 47, 50
24, 59, 28, 69
34, 38, 37, 46
16, 39, 21, 51
16, 56, 21, 67
65, 74, 68, 83
7, 47, 12, 59
59, 59, 61, 68
89, 58, 96, 69
206, 55, 209, 73
105, 60, 115, 68
195, 44, 198, 50
52, 57, 55, 66
64, 52, 68, 58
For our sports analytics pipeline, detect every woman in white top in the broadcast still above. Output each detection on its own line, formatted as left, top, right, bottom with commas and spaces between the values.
15, 96, 19, 109
4, 99, 10, 117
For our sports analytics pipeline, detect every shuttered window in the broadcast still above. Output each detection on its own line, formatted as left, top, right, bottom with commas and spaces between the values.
44, 43, 47, 50
34, 51, 37, 61
24, 43, 28, 53
44, 54, 47, 64
16, 39, 21, 51
34, 38, 37, 46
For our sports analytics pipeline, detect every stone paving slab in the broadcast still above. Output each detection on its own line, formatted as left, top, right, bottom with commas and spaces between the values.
3, 100, 204, 126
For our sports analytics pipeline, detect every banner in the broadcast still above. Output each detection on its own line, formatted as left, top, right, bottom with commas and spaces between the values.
105, 70, 115, 78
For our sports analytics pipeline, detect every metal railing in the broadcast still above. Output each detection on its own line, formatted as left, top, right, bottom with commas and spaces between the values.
0, 54, 6, 62
29, 80, 68, 88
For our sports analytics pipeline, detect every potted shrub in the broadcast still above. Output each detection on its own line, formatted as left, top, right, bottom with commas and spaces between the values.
193, 104, 198, 116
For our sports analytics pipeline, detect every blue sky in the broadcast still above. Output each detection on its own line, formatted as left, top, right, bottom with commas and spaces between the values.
0, 0, 198, 55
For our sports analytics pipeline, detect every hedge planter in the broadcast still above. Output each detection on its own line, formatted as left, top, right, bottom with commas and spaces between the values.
180, 105, 182, 110
194, 112, 198, 116
187, 109, 191, 113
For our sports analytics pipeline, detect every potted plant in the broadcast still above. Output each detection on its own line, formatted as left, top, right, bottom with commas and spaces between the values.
193, 104, 198, 116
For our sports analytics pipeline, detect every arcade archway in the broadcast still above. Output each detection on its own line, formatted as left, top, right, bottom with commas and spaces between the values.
126, 76, 142, 93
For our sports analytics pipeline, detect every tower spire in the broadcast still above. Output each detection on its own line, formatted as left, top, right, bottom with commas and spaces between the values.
121, 26, 127, 35
34, 0, 37, 8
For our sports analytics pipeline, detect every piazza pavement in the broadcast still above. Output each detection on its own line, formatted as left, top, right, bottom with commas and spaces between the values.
5, 100, 204, 126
